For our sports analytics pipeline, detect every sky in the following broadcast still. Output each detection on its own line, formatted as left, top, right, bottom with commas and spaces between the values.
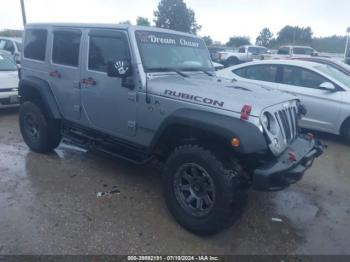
1, 0, 349, 43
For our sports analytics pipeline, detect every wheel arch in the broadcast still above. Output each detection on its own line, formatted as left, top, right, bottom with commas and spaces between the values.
150, 109, 267, 159
19, 77, 61, 119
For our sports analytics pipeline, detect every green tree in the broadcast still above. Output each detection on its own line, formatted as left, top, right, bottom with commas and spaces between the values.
0, 29, 23, 37
312, 35, 347, 53
277, 26, 313, 45
256, 27, 274, 47
119, 20, 132, 25
226, 36, 251, 47
154, 0, 201, 34
202, 36, 213, 46
136, 17, 151, 26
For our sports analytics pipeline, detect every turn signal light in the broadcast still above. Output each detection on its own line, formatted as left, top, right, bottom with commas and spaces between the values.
241, 104, 252, 120
231, 137, 240, 147
288, 151, 297, 162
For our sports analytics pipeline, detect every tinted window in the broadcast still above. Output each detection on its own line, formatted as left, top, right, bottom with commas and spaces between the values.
24, 29, 47, 61
293, 47, 314, 55
281, 66, 328, 89
248, 47, 267, 55
52, 30, 81, 67
278, 47, 289, 55
238, 47, 245, 53
244, 65, 278, 82
89, 35, 129, 72
233, 68, 246, 77
0, 39, 6, 49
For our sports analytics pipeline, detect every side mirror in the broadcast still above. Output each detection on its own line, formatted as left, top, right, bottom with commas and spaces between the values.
320, 82, 336, 91
107, 60, 132, 78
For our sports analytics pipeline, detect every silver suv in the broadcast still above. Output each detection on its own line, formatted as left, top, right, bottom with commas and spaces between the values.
19, 23, 324, 235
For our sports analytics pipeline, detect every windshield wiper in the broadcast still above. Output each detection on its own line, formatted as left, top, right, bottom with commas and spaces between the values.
182, 68, 214, 76
146, 68, 189, 78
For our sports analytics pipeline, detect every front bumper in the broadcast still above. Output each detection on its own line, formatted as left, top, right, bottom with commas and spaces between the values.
253, 135, 324, 191
0, 91, 19, 108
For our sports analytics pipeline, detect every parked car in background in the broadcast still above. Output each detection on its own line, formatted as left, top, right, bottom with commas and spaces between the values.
217, 59, 350, 143
216, 45, 268, 67
0, 53, 19, 108
0, 37, 22, 64
291, 56, 350, 76
273, 45, 318, 58
208, 46, 226, 61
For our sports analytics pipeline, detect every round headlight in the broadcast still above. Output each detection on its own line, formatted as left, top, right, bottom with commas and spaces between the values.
261, 112, 278, 135
261, 113, 270, 129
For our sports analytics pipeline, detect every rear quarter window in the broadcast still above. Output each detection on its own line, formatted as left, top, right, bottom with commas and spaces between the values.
24, 29, 47, 61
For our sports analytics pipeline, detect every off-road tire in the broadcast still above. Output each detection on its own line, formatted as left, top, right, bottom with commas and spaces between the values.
341, 118, 350, 144
162, 144, 247, 235
19, 101, 61, 153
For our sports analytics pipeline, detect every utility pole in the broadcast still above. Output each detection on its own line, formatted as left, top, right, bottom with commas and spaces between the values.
345, 27, 350, 63
20, 0, 27, 26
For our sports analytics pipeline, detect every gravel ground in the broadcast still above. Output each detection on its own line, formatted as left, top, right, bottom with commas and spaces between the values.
0, 108, 349, 255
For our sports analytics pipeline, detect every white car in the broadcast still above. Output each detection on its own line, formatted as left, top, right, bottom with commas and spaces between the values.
0, 37, 22, 64
217, 59, 350, 143
0, 53, 19, 108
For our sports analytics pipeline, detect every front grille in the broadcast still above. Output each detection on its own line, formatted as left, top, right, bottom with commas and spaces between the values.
274, 106, 298, 143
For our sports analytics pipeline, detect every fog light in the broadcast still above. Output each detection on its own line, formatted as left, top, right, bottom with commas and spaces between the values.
231, 138, 240, 147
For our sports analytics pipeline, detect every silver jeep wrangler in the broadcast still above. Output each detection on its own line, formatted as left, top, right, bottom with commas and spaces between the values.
19, 23, 324, 235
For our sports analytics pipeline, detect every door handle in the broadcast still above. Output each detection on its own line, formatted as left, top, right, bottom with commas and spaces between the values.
49, 70, 62, 78
81, 77, 97, 86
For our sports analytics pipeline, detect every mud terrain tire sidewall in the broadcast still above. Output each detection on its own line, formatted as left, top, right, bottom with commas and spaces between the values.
162, 145, 246, 235
19, 101, 61, 153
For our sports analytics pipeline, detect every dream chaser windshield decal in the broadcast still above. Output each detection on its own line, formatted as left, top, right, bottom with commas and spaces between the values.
164, 90, 224, 107
135, 30, 206, 49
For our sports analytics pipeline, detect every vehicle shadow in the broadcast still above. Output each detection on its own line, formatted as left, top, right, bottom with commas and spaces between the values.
0, 107, 19, 116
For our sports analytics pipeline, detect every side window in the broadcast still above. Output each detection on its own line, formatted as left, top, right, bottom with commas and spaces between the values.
52, 30, 81, 67
238, 47, 245, 53
278, 47, 289, 55
281, 66, 328, 89
4, 41, 15, 54
233, 68, 246, 77
24, 29, 47, 61
244, 65, 278, 82
88, 34, 129, 72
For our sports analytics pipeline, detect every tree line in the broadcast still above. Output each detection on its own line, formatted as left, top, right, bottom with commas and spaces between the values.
0, 0, 346, 53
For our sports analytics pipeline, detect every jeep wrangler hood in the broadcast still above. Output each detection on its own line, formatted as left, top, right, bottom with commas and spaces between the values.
147, 74, 297, 116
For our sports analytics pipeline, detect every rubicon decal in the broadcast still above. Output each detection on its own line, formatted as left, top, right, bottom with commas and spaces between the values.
164, 90, 224, 107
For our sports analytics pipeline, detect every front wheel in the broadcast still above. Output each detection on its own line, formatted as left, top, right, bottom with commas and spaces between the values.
162, 145, 247, 235
341, 118, 350, 144
19, 101, 61, 153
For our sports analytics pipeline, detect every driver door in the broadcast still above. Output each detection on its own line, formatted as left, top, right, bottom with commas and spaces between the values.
80, 29, 137, 139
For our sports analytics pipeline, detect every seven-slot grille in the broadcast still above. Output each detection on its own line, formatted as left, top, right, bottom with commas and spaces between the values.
274, 106, 298, 143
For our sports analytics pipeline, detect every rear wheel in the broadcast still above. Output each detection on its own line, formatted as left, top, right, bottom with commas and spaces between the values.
162, 144, 247, 235
225, 57, 240, 67
19, 101, 61, 153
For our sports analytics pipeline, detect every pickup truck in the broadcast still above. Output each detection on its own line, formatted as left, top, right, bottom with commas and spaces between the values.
216, 45, 269, 67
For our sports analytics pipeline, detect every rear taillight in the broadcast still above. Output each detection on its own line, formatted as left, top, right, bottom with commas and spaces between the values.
240, 104, 252, 120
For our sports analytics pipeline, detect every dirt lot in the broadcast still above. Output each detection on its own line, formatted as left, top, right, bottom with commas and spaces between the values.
0, 108, 350, 255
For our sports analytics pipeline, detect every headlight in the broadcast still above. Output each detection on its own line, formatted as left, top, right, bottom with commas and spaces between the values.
261, 112, 278, 135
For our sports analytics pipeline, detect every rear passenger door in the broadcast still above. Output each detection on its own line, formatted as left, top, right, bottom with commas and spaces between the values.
80, 29, 137, 139
49, 28, 82, 121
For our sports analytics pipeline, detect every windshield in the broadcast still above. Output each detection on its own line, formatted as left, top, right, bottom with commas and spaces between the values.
316, 65, 350, 88
15, 41, 22, 52
0, 55, 17, 71
135, 30, 213, 72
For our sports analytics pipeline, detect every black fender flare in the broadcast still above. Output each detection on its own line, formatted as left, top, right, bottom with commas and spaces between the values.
19, 77, 61, 119
150, 109, 267, 155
